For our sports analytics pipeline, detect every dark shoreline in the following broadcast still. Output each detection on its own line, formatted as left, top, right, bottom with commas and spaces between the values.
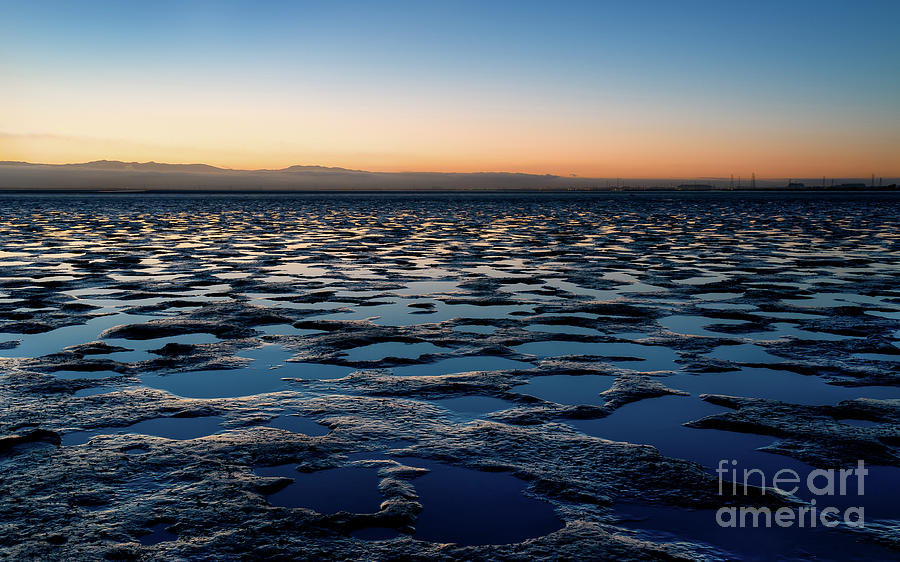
0, 188, 898, 195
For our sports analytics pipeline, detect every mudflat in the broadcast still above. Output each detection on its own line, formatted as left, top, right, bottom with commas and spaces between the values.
1, 191, 899, 560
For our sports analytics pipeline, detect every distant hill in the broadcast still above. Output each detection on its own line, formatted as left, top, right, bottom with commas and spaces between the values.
59, 160, 226, 173
0, 161, 577, 190
0, 161, 895, 191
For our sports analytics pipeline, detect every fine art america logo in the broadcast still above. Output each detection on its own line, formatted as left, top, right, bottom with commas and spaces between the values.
715, 459, 868, 528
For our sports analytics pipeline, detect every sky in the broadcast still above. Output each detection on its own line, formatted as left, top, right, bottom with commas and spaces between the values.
1, 0, 898, 178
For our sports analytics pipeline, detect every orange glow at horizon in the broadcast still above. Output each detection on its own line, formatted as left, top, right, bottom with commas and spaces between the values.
2, 128, 898, 179
2, 69, 898, 179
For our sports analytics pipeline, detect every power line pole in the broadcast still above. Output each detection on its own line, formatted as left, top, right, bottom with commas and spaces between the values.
751, 172, 756, 189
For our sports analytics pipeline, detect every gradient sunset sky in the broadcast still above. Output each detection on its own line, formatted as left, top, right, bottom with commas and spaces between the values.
2, 0, 898, 178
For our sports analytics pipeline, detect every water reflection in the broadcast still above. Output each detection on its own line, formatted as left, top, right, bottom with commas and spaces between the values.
62, 415, 226, 445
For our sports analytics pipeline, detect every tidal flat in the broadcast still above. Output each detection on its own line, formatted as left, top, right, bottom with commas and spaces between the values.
1, 191, 899, 560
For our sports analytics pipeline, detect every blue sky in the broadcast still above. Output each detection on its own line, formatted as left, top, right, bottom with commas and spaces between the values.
2, 0, 898, 176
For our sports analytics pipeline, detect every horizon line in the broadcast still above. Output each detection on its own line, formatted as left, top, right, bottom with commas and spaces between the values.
2, 160, 898, 182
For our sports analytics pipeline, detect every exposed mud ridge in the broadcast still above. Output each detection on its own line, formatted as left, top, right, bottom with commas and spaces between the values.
689, 395, 900, 467
1, 192, 899, 560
